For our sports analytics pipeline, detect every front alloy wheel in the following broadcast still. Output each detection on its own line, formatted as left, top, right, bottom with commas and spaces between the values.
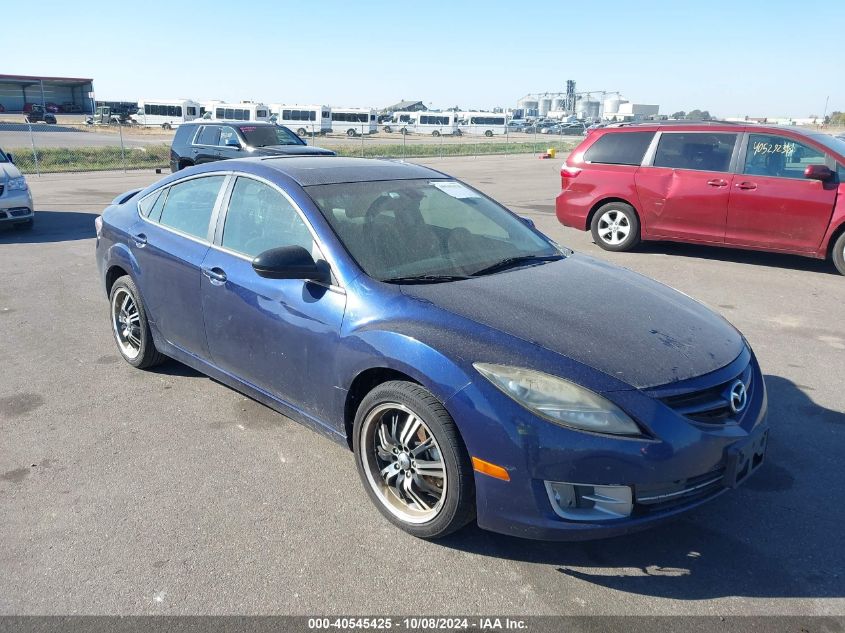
354, 381, 474, 538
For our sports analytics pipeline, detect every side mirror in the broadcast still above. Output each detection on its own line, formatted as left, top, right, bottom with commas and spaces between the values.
804, 164, 833, 182
6, 153, 14, 164
252, 246, 329, 282
225, 140, 241, 149
520, 216, 536, 229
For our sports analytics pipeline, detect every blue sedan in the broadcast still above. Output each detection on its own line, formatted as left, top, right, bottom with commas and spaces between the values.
95, 157, 768, 540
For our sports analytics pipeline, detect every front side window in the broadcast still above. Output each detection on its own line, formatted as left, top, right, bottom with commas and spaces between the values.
653, 133, 737, 172
307, 179, 558, 281
157, 176, 225, 240
222, 177, 314, 258
584, 131, 655, 166
743, 134, 828, 179
218, 126, 239, 146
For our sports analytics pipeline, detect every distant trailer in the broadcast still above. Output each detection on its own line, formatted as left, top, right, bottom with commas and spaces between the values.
201, 102, 270, 122
330, 107, 378, 136
131, 99, 201, 129
270, 104, 331, 136
458, 112, 508, 136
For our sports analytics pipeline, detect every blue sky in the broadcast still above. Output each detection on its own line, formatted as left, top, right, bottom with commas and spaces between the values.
8, 0, 844, 117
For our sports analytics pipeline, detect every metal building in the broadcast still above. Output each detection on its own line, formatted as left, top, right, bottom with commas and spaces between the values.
0, 74, 95, 114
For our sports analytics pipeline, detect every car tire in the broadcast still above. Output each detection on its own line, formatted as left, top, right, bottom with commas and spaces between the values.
109, 275, 166, 369
353, 380, 475, 539
432, 130, 441, 137
297, 128, 307, 137
454, 129, 462, 137
485, 130, 493, 137
347, 129, 357, 137
162, 123, 171, 130
178, 159, 194, 171
590, 201, 641, 252
832, 231, 845, 276
383, 126, 392, 134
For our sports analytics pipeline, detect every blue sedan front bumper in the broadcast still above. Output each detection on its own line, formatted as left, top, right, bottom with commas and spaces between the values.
445, 351, 768, 541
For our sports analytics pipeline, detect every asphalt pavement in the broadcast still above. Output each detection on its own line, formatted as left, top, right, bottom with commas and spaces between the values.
0, 155, 843, 616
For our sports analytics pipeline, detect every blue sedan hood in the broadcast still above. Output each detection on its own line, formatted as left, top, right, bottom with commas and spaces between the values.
400, 254, 743, 389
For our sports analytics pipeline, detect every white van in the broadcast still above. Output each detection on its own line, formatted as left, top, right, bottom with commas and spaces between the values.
132, 99, 201, 129
458, 112, 508, 137
201, 101, 270, 122
270, 104, 331, 136
383, 111, 460, 136
330, 107, 378, 136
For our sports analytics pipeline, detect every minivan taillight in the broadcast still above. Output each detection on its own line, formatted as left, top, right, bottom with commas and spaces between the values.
561, 165, 582, 190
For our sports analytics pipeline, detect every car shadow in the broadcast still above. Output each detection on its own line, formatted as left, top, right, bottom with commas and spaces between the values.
633, 241, 836, 275
0, 209, 99, 244
438, 374, 845, 600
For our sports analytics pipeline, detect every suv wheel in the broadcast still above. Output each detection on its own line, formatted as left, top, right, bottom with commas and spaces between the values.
832, 231, 845, 276
591, 202, 640, 252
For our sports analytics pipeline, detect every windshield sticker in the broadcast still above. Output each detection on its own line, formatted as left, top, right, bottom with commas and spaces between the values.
432, 181, 480, 199
752, 140, 796, 156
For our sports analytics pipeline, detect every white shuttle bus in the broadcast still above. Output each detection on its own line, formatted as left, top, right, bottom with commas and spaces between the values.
131, 99, 201, 129
330, 107, 378, 136
271, 104, 331, 136
459, 112, 508, 136
202, 101, 270, 122
383, 111, 460, 136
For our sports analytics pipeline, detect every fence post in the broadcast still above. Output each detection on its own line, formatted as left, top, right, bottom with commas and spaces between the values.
439, 131, 443, 159
402, 131, 406, 161
118, 121, 127, 173
360, 124, 364, 158
27, 121, 40, 177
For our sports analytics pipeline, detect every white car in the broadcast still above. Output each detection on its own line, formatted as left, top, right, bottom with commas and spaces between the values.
0, 148, 34, 229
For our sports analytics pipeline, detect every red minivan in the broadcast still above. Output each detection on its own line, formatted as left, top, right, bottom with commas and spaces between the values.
555, 122, 845, 275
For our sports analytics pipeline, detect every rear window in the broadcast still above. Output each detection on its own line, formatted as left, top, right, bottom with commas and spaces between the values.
584, 131, 655, 166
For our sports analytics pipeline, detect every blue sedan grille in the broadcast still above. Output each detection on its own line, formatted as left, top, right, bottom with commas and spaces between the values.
661, 362, 753, 425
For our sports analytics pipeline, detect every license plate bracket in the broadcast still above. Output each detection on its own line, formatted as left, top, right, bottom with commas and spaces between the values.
723, 427, 768, 488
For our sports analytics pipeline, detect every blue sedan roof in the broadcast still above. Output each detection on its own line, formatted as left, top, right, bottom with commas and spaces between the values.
254, 156, 449, 186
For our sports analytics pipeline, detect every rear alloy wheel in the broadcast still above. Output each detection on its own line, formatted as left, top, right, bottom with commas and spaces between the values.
590, 202, 640, 252
832, 231, 845, 276
109, 275, 166, 369
354, 381, 475, 539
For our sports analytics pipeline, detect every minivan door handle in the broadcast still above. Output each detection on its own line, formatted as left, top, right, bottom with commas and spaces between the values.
735, 181, 757, 191
133, 233, 147, 247
202, 266, 227, 285
706, 179, 728, 187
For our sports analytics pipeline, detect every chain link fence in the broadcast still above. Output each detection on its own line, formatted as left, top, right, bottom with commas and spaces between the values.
0, 116, 587, 176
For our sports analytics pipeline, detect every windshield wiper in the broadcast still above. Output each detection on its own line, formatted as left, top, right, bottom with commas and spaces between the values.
471, 254, 563, 277
382, 274, 473, 284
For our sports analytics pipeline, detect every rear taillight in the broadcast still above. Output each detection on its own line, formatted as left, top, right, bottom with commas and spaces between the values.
561, 165, 582, 189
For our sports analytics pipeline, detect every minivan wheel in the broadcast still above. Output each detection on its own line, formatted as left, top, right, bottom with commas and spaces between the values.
591, 202, 640, 252
109, 276, 166, 369
354, 381, 475, 539
832, 231, 845, 276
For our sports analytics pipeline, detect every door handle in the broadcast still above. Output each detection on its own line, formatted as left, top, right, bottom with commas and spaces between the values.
706, 179, 728, 187
735, 181, 757, 191
202, 266, 227, 285
133, 233, 147, 247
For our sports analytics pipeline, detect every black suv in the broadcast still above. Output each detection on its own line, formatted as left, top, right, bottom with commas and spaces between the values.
169, 121, 335, 172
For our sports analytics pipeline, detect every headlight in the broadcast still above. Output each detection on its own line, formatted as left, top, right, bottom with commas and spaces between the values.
7, 177, 28, 191
473, 363, 641, 436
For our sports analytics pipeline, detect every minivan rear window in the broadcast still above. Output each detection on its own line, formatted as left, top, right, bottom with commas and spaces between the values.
584, 131, 655, 166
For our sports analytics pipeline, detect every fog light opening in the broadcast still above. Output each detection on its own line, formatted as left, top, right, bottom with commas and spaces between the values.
544, 481, 632, 521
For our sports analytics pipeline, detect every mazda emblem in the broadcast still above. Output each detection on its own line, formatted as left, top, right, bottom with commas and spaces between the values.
729, 379, 748, 414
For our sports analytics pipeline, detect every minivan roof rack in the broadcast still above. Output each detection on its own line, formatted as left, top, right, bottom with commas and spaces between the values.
611, 120, 741, 127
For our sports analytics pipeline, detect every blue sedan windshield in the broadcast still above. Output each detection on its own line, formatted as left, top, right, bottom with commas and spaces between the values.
307, 179, 559, 281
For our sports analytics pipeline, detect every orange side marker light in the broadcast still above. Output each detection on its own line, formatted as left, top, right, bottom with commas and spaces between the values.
472, 457, 511, 482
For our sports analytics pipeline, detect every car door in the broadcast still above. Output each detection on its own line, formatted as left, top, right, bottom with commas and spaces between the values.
192, 125, 222, 164
130, 174, 227, 359
725, 132, 838, 252
635, 131, 739, 243
200, 175, 346, 419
